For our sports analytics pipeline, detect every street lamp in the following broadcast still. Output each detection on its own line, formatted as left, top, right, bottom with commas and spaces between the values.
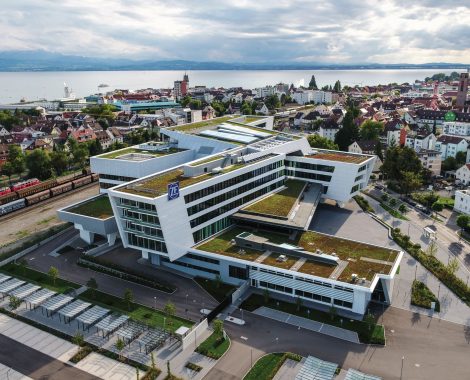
400, 356, 405, 380
240, 308, 244, 321
414, 264, 418, 280
154, 296, 157, 311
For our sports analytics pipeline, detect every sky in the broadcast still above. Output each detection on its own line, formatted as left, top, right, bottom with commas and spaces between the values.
0, 0, 469, 64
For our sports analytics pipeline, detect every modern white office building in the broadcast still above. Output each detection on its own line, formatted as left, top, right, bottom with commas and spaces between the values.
59, 115, 401, 318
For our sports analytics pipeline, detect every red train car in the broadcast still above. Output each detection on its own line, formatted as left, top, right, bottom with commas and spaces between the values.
0, 187, 11, 197
11, 178, 40, 191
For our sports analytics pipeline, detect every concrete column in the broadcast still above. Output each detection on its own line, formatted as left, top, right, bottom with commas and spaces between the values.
150, 253, 161, 266
107, 233, 117, 246
78, 228, 94, 244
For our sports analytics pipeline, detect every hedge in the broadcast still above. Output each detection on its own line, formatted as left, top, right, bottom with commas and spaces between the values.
391, 228, 470, 306
354, 195, 374, 213
70, 346, 93, 363
77, 255, 175, 293
185, 362, 203, 372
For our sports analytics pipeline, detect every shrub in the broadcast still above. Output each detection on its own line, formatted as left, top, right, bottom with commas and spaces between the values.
354, 195, 374, 213
185, 362, 203, 372
70, 346, 93, 363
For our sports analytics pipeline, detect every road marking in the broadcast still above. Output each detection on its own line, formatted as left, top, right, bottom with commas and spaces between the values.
240, 336, 248, 340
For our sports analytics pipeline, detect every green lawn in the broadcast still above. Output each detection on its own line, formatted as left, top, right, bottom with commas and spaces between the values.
195, 332, 230, 359
241, 294, 385, 344
243, 353, 285, 380
172, 116, 236, 132
194, 277, 236, 302
67, 196, 113, 219
243, 116, 265, 123
243, 179, 305, 217
436, 197, 454, 208
0, 262, 80, 293
411, 280, 440, 312
78, 289, 193, 332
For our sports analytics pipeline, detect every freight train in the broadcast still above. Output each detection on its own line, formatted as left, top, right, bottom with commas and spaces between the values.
0, 169, 98, 216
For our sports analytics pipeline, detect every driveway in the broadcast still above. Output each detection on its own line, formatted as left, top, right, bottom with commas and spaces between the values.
22, 231, 218, 322
207, 306, 470, 380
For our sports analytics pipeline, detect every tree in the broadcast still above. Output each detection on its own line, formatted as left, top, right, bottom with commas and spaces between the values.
1, 162, 14, 184
264, 94, 281, 110
123, 288, 133, 310
334, 108, 359, 151
456, 215, 470, 236
50, 150, 68, 176
333, 80, 342, 92
88, 139, 103, 157
381, 146, 423, 186
400, 171, 422, 196
48, 266, 59, 285
7, 145, 26, 177
364, 312, 375, 331
189, 99, 202, 110
308, 75, 318, 90
86, 277, 98, 299
9, 295, 22, 310
374, 141, 383, 161
447, 257, 459, 275
213, 319, 224, 337
26, 149, 52, 180
426, 240, 437, 257
442, 156, 458, 172
164, 301, 176, 325
432, 202, 443, 213
115, 338, 125, 361
72, 332, 85, 348
456, 151, 466, 166
359, 120, 384, 140
398, 204, 408, 214
307, 134, 339, 150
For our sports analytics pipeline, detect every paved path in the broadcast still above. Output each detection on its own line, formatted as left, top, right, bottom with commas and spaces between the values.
273, 358, 304, 380
0, 363, 32, 380
253, 307, 360, 343
23, 232, 218, 322
0, 334, 99, 380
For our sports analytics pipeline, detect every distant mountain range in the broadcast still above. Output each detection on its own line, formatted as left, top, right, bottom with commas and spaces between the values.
0, 50, 468, 72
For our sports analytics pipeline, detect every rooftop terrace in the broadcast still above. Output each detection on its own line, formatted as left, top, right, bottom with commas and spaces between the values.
66, 196, 113, 219
307, 151, 370, 164
169, 116, 237, 132
196, 226, 398, 285
242, 179, 306, 218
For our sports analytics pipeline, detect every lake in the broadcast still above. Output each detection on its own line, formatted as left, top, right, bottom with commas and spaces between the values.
0, 69, 461, 104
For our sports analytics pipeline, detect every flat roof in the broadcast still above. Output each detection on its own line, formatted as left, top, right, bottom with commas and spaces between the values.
169, 115, 237, 133
120, 153, 278, 198
307, 151, 371, 164
66, 196, 113, 219
195, 226, 399, 285
98, 146, 185, 160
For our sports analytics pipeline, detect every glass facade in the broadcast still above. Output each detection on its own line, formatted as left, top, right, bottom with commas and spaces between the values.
193, 216, 233, 243
286, 169, 332, 182
285, 160, 335, 172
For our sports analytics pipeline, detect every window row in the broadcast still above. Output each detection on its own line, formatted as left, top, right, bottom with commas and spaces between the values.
127, 233, 167, 253
229, 265, 248, 279
256, 267, 293, 279
286, 170, 332, 183
125, 221, 163, 239
333, 299, 353, 308
118, 198, 157, 213
187, 170, 284, 216
259, 281, 292, 294
350, 184, 360, 194
100, 173, 137, 182
295, 289, 331, 304
122, 209, 160, 225
99, 182, 116, 189
189, 180, 283, 228
184, 160, 284, 203
161, 257, 220, 275
193, 217, 233, 243
186, 253, 220, 265
285, 160, 335, 173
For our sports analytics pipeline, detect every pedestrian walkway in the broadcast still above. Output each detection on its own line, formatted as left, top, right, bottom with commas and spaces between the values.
0, 363, 32, 380
273, 358, 305, 380
252, 307, 360, 343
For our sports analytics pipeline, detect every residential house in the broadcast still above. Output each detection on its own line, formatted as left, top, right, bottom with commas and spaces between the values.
0, 144, 8, 168
416, 149, 442, 176
435, 135, 469, 159
318, 119, 340, 141
456, 164, 470, 185
0, 126, 10, 137
69, 125, 97, 143
348, 140, 382, 172
442, 121, 470, 137
255, 103, 270, 116
405, 133, 436, 151
454, 190, 470, 215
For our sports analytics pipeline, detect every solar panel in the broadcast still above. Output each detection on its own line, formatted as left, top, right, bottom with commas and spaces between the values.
344, 369, 382, 380
0, 279, 25, 294
23, 288, 56, 307
295, 356, 338, 380
75, 305, 110, 328
199, 130, 259, 144
9, 284, 41, 300
220, 124, 272, 138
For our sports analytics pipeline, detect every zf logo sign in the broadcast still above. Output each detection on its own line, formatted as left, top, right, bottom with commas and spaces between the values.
167, 182, 180, 200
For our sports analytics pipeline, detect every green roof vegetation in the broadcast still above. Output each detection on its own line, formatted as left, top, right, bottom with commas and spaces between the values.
99, 147, 185, 159
196, 226, 398, 281
226, 121, 277, 135
67, 196, 113, 219
243, 116, 266, 123
243, 179, 305, 217
307, 152, 370, 164
171, 116, 236, 132
188, 154, 225, 167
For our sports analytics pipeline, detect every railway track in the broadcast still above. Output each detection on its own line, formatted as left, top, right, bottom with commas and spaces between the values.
0, 181, 99, 223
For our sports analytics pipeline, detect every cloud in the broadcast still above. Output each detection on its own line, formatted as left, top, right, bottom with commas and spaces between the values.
0, 0, 468, 63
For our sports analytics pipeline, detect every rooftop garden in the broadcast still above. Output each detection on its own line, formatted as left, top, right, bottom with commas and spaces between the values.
99, 147, 185, 159
196, 226, 398, 281
67, 196, 114, 219
226, 121, 277, 135
188, 154, 225, 167
242, 179, 305, 217
308, 152, 369, 164
243, 116, 266, 123
171, 116, 236, 132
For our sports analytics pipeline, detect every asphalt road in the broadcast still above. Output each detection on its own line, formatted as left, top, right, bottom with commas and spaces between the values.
206, 306, 470, 380
0, 334, 98, 380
